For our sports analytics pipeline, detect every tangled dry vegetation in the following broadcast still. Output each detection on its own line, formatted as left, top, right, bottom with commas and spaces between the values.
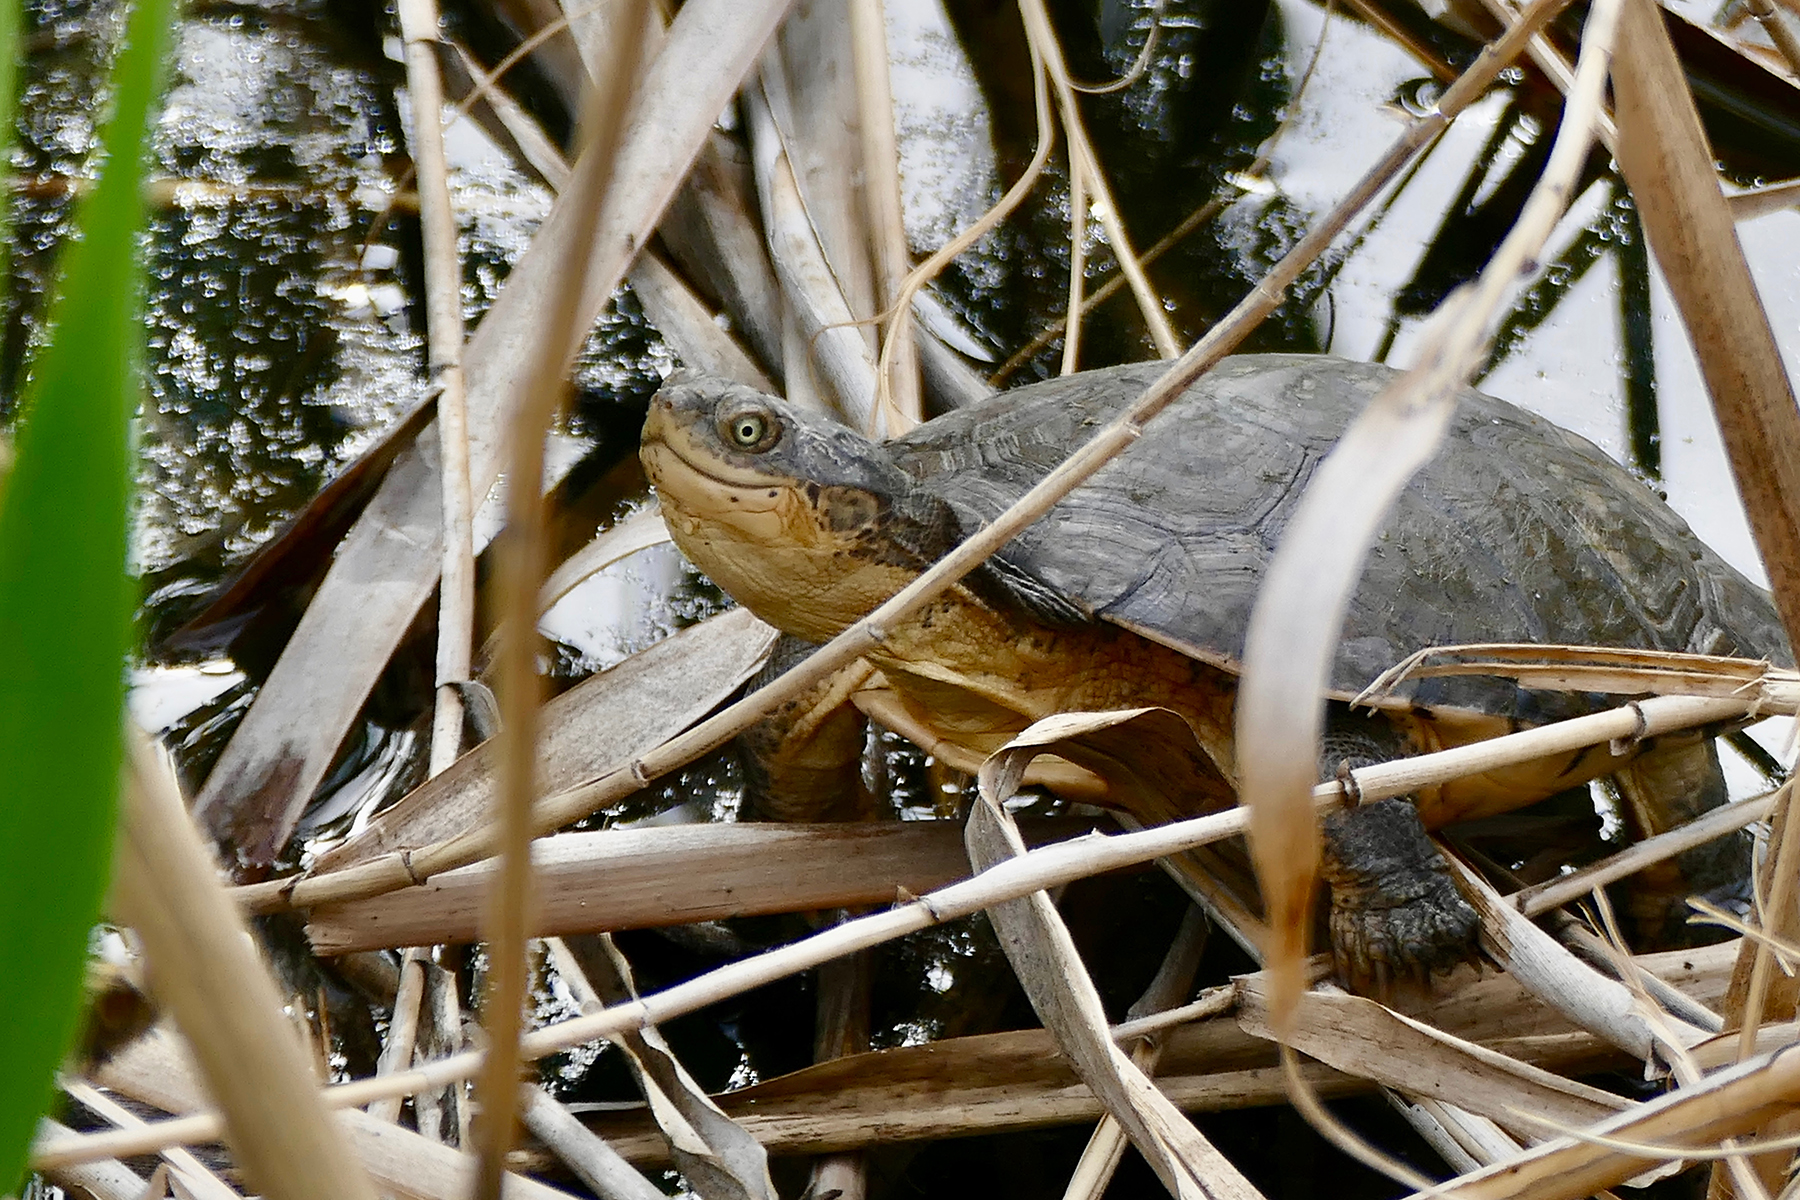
30, 0, 1800, 1197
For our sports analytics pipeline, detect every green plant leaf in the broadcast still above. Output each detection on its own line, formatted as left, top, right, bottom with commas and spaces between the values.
0, 0, 176, 1188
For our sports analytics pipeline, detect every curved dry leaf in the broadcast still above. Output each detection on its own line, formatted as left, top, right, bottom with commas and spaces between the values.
1448, 855, 1712, 1060
1233, 979, 1628, 1140
574, 937, 778, 1200
1234, 359, 1462, 1037
537, 505, 672, 614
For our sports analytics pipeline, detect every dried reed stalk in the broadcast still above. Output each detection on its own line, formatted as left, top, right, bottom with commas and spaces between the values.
1478, 0, 1618, 150
475, 3, 649, 1194
1613, 0, 1800, 644
366, 950, 426, 1123
848, 0, 920, 429
396, 0, 477, 779
1746, 0, 1800, 76
1514, 791, 1778, 918
110, 739, 379, 1200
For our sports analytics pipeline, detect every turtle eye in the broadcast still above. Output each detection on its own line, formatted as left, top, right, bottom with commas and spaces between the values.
722, 409, 777, 451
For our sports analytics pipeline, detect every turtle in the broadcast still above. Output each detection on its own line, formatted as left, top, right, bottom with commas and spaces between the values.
640, 353, 1789, 985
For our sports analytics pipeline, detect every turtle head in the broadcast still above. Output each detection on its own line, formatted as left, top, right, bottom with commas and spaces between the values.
642, 371, 955, 642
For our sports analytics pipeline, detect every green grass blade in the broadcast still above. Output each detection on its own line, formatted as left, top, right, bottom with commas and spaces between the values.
0, 0, 176, 1188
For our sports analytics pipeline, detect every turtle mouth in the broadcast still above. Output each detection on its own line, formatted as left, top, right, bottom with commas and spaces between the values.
641, 436, 794, 515
641, 404, 795, 497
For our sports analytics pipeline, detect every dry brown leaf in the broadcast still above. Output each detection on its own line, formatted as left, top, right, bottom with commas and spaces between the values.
966, 778, 1264, 1200
1234, 349, 1464, 1036
1234, 979, 1628, 1140
310, 608, 776, 872
570, 937, 778, 1200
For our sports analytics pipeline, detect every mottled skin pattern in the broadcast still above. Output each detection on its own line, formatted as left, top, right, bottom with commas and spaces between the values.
641, 357, 1789, 984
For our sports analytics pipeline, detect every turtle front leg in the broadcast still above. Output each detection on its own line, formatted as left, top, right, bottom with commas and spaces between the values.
1318, 716, 1481, 993
1319, 798, 1481, 993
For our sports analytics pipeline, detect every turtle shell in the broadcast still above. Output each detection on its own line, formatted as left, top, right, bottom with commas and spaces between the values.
893, 354, 1791, 717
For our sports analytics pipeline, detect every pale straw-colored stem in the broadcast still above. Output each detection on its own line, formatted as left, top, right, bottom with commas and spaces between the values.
472, 4, 649, 1196
395, 0, 474, 784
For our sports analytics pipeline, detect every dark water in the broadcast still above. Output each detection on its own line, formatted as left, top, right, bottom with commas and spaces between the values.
13, 0, 1800, 1195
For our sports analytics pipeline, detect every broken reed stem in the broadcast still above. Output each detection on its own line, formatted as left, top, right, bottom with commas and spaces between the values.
394, 0, 475, 778
366, 949, 428, 1123
43, 696, 1761, 1171
474, 5, 648, 1196
229, 0, 1572, 922
1062, 142, 1088, 375
1017, 0, 1180, 359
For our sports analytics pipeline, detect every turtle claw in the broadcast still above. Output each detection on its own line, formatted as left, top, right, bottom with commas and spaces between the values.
1320, 797, 1482, 995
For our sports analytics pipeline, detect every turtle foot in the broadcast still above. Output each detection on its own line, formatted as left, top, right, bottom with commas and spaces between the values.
1321, 797, 1482, 995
